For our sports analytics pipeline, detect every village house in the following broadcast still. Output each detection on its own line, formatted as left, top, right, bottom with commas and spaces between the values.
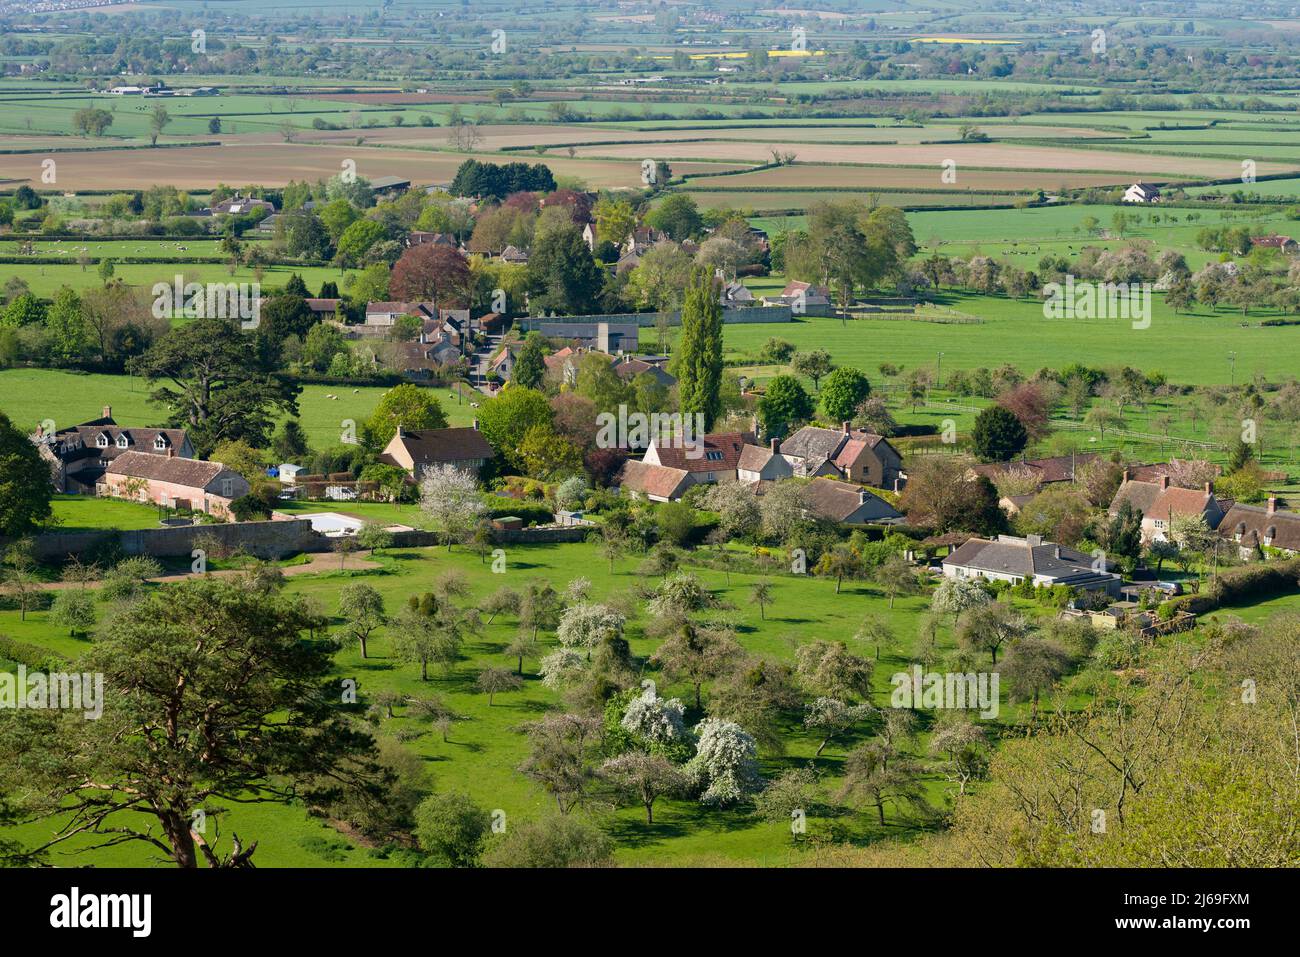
779, 422, 904, 490
803, 478, 903, 527
406, 231, 460, 249
943, 534, 1122, 595
379, 424, 495, 478
363, 300, 437, 330
642, 430, 753, 485
719, 280, 755, 308
616, 460, 692, 503
1122, 182, 1162, 204
1109, 471, 1225, 544
304, 298, 342, 321
763, 279, 833, 313
737, 438, 796, 484
618, 430, 754, 501
33, 408, 193, 494
99, 451, 249, 518
1218, 495, 1300, 558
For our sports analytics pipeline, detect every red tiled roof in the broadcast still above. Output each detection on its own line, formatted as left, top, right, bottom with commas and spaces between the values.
105, 451, 229, 488
651, 431, 754, 473
1148, 485, 1215, 520
617, 459, 690, 500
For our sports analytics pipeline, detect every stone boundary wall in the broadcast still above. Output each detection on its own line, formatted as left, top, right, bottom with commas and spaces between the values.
26, 519, 322, 562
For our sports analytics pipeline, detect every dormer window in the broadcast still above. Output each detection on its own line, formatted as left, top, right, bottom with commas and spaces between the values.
705, 450, 724, 461
96, 434, 109, 448
116, 434, 129, 449
154, 435, 167, 451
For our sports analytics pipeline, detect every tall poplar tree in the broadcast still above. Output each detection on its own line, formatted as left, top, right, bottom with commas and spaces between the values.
675, 270, 723, 431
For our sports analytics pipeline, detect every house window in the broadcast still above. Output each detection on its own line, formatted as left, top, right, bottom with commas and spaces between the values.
221, 479, 233, 498
705, 450, 724, 461
154, 436, 167, 451
116, 434, 129, 449
96, 434, 109, 448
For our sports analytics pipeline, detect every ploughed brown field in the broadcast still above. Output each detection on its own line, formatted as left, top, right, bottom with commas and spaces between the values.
0, 141, 753, 190
565, 139, 1299, 180
690, 163, 1139, 191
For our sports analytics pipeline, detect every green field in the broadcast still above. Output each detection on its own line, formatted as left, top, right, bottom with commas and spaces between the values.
0, 368, 477, 451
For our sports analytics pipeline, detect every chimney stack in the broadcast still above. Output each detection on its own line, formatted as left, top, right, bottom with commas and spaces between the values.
1205, 481, 1213, 495
102, 405, 112, 420
1267, 494, 1277, 515
842, 421, 851, 435
770, 437, 780, 454
1159, 475, 1169, 490
1054, 545, 1061, 559
472, 419, 479, 430
1121, 468, 1130, 483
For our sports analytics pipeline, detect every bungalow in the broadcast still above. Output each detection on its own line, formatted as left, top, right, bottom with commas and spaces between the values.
500, 245, 529, 264
379, 424, 495, 478
779, 422, 904, 490
33, 408, 193, 494
1122, 182, 1161, 204
1218, 495, 1300, 557
943, 534, 1121, 595
616, 460, 692, 503
803, 478, 903, 526
1109, 472, 1224, 544
100, 452, 249, 518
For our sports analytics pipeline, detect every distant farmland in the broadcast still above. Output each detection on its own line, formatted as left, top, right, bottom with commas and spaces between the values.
0, 140, 750, 190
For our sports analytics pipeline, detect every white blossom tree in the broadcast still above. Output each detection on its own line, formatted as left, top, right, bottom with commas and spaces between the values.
685, 718, 762, 806
621, 688, 688, 746
555, 602, 625, 652
419, 463, 486, 551
930, 576, 993, 617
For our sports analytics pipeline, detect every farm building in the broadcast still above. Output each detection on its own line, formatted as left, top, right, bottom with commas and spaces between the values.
99, 452, 249, 518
